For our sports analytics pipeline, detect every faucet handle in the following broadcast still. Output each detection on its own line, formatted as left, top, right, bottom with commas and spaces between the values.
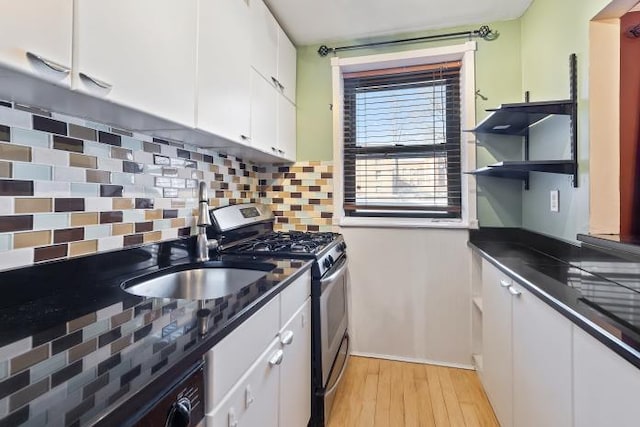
197, 202, 212, 227
197, 181, 212, 227
198, 181, 209, 203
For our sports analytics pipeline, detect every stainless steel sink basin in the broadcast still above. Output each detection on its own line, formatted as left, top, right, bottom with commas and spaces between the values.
121, 262, 274, 300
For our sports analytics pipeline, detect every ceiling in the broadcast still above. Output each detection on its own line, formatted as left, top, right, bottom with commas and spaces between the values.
265, 0, 534, 45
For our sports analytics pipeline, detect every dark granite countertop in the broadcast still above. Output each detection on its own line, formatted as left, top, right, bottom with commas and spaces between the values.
470, 228, 640, 370
0, 238, 312, 427
577, 233, 640, 259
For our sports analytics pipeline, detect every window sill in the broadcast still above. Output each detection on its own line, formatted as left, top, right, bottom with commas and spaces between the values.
338, 216, 478, 229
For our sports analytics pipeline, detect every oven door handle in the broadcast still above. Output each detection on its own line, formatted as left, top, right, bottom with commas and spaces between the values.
324, 334, 350, 396
320, 256, 348, 287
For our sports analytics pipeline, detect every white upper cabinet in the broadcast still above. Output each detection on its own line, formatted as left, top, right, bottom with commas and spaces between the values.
250, 69, 278, 155
73, 0, 197, 127
0, 0, 73, 86
250, 0, 278, 84
250, 0, 297, 103
277, 95, 296, 161
276, 26, 296, 104
249, 0, 297, 161
197, 0, 251, 144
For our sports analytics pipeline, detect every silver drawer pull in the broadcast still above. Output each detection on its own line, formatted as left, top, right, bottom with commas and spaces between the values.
271, 76, 278, 86
280, 330, 294, 346
269, 349, 284, 366
79, 72, 112, 90
508, 286, 522, 297
26, 51, 70, 74
499, 279, 510, 288
271, 146, 278, 152
240, 134, 250, 141
278, 149, 284, 155
277, 81, 284, 91
228, 407, 238, 427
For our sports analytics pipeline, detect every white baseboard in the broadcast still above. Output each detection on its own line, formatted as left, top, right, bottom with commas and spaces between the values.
350, 351, 475, 371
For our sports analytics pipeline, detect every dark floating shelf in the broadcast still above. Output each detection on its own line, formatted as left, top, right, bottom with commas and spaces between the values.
470, 100, 574, 136
494, 160, 576, 174
467, 54, 578, 188
466, 160, 577, 189
466, 166, 529, 181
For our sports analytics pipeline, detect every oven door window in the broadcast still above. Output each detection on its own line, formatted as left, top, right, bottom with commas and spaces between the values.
327, 275, 346, 347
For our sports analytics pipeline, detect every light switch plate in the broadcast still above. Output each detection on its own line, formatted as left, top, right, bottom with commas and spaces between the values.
550, 190, 560, 212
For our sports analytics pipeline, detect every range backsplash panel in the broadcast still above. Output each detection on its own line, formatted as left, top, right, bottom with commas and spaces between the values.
261, 162, 334, 233
0, 102, 334, 271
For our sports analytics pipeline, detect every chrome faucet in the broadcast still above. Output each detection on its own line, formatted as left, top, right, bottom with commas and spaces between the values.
196, 181, 218, 262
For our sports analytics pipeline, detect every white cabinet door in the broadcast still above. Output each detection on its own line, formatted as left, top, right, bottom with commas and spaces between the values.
250, 70, 278, 155
277, 95, 296, 162
279, 299, 311, 427
0, 0, 73, 86
276, 27, 296, 104
511, 282, 573, 427
197, 0, 251, 145
209, 338, 281, 427
207, 295, 280, 409
574, 325, 640, 427
481, 259, 513, 427
74, 0, 197, 127
250, 0, 278, 84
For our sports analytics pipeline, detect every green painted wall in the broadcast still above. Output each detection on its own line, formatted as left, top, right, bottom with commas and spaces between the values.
296, 20, 524, 161
519, 0, 610, 241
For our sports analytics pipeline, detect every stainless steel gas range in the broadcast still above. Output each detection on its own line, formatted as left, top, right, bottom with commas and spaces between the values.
207, 203, 349, 426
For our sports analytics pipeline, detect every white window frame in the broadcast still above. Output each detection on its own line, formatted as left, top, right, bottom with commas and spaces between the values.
332, 41, 478, 229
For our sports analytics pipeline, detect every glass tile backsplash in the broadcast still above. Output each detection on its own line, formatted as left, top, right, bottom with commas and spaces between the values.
0, 102, 334, 271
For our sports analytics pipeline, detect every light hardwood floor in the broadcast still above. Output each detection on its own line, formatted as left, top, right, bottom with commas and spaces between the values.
327, 356, 499, 427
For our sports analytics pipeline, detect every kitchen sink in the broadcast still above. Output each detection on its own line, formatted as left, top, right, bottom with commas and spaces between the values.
121, 261, 274, 300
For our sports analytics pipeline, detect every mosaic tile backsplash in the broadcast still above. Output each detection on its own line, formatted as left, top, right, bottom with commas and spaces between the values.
0, 102, 334, 271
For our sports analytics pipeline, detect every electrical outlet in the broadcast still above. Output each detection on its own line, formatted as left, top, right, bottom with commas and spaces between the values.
550, 190, 560, 213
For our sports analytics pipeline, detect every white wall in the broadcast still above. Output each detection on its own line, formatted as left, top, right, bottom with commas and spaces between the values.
342, 227, 473, 368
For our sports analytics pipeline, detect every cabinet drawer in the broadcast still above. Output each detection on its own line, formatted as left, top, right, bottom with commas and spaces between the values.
207, 337, 281, 427
280, 270, 311, 328
207, 295, 279, 408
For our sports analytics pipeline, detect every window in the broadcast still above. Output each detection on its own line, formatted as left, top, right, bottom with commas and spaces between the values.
343, 62, 462, 218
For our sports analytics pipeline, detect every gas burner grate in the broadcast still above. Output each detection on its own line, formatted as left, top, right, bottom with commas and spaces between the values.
229, 231, 340, 255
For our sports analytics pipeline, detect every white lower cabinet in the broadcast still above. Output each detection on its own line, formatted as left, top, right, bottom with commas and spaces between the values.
206, 271, 311, 426
481, 260, 572, 427
481, 259, 513, 427
279, 300, 311, 427
511, 282, 572, 427
207, 295, 280, 409
573, 325, 640, 427
209, 337, 281, 427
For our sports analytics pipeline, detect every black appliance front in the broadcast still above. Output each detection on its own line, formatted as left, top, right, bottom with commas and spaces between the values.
133, 361, 205, 427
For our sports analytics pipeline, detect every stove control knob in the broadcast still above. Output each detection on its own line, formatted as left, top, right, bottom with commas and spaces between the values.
338, 242, 347, 252
166, 397, 191, 427
323, 258, 332, 269
328, 255, 335, 265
